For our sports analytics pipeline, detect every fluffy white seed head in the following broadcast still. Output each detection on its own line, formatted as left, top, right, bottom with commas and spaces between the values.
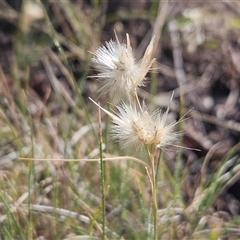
89, 98, 180, 152
111, 104, 180, 151
90, 34, 155, 101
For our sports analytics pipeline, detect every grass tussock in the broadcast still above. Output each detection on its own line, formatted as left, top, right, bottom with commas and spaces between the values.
0, 1, 240, 239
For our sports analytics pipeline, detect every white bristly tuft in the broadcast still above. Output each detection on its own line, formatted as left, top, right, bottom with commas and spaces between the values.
90, 34, 155, 101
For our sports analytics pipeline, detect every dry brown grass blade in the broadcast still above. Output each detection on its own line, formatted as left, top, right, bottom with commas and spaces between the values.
47, 49, 76, 91
0, 0, 18, 20
41, 55, 84, 117
220, 171, 240, 196
191, 109, 240, 132
57, 1, 99, 48
201, 142, 225, 184
19, 156, 148, 168
135, 0, 168, 60
0, 63, 11, 98
23, 204, 119, 238
35, 87, 51, 123
23, 204, 90, 224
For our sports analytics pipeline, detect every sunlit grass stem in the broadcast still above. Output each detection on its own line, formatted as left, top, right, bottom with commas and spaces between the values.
151, 158, 158, 240
27, 160, 33, 239
98, 105, 106, 240
146, 146, 158, 240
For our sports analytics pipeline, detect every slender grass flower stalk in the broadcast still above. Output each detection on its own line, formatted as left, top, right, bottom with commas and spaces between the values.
90, 34, 155, 102
90, 97, 180, 239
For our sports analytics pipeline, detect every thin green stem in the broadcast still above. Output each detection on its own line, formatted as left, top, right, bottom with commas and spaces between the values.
146, 146, 158, 240
145, 166, 154, 239
99, 106, 106, 240
150, 156, 158, 240
27, 110, 35, 240
155, 150, 162, 184
0, 183, 25, 240
27, 148, 33, 240
2, 227, 13, 240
